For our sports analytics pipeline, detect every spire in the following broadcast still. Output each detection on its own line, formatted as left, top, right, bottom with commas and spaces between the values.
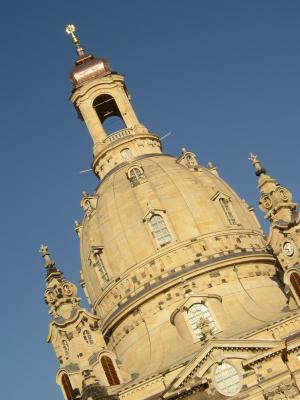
40, 245, 80, 318
248, 154, 296, 223
65, 24, 85, 57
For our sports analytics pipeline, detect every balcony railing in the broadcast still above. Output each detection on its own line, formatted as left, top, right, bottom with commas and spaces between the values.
105, 128, 132, 145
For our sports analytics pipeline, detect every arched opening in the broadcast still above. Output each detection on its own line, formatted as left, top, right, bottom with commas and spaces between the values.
93, 94, 126, 134
290, 272, 300, 300
101, 355, 120, 385
61, 373, 75, 400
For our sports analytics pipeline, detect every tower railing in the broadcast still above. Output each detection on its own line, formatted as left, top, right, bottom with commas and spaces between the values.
104, 128, 132, 145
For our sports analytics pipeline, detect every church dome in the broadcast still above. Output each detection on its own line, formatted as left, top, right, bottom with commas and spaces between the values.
78, 153, 288, 376
79, 153, 272, 310
44, 28, 300, 398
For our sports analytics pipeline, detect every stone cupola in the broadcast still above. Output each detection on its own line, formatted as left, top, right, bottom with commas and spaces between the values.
66, 25, 161, 180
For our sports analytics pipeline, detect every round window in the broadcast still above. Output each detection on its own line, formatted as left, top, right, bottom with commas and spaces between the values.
214, 362, 241, 396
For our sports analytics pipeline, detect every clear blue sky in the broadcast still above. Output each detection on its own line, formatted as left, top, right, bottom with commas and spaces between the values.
0, 1, 299, 398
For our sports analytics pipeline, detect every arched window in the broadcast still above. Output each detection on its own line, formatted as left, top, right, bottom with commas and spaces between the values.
83, 329, 94, 345
120, 148, 132, 161
62, 340, 69, 356
219, 198, 237, 225
101, 356, 120, 385
290, 272, 300, 300
127, 167, 144, 186
149, 214, 171, 246
61, 374, 75, 400
93, 94, 126, 134
187, 303, 217, 339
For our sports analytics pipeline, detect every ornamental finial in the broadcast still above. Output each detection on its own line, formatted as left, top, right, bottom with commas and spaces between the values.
39, 244, 54, 268
248, 153, 266, 176
65, 24, 85, 56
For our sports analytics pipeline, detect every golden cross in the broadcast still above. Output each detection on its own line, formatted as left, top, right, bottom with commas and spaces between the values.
65, 24, 84, 56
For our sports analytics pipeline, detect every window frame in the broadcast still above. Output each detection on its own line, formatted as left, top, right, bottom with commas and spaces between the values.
100, 355, 120, 386
149, 214, 172, 247
213, 361, 243, 396
211, 191, 239, 227
170, 294, 223, 343
127, 165, 145, 187
219, 197, 237, 226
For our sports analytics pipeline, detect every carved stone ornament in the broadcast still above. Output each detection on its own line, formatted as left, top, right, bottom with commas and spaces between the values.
276, 186, 290, 202
282, 241, 295, 257
176, 148, 199, 170
265, 382, 299, 399
260, 194, 273, 210
44, 278, 79, 317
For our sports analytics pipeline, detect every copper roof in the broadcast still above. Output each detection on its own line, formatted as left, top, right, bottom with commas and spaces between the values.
70, 53, 111, 88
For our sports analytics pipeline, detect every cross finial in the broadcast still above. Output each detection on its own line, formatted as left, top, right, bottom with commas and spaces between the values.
248, 153, 266, 176
39, 244, 54, 267
248, 153, 258, 164
65, 24, 85, 56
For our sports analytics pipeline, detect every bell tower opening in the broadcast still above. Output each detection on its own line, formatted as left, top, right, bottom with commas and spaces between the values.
93, 94, 126, 134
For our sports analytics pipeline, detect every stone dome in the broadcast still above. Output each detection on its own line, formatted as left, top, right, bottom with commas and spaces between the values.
79, 154, 281, 307
78, 153, 288, 376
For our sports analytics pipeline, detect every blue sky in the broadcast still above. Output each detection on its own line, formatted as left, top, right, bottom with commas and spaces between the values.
0, 1, 299, 398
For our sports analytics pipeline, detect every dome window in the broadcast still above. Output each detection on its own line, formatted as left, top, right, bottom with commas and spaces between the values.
149, 214, 171, 247
127, 166, 145, 187
211, 191, 238, 226
89, 246, 110, 285
83, 329, 94, 345
219, 198, 237, 225
187, 303, 217, 340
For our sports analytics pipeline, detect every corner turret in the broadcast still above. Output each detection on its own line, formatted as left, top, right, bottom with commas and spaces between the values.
249, 155, 300, 306
41, 245, 124, 399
